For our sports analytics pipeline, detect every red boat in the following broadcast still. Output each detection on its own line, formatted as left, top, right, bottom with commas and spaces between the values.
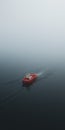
22, 73, 37, 85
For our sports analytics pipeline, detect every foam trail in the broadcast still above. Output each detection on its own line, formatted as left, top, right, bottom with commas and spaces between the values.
37, 72, 44, 77
37, 70, 48, 77
37, 69, 51, 79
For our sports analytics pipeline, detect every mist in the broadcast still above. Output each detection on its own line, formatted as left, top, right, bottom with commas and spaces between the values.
0, 1, 65, 128
0, 0, 65, 64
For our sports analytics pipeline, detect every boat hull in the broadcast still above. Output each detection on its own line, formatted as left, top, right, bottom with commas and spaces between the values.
22, 73, 37, 85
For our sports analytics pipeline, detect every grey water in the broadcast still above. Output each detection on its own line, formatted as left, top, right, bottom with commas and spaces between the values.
0, 57, 65, 129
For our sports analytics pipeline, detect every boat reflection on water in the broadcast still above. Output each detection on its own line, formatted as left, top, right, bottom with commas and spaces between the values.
22, 80, 36, 88
22, 82, 35, 91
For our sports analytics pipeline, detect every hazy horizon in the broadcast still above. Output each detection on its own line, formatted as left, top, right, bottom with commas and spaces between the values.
0, 0, 65, 64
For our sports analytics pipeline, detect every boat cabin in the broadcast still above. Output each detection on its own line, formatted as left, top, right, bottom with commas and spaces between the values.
25, 74, 32, 80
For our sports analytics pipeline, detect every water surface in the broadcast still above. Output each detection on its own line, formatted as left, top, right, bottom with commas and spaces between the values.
0, 58, 65, 129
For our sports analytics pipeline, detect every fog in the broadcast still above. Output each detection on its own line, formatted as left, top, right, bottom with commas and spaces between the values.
0, 0, 65, 63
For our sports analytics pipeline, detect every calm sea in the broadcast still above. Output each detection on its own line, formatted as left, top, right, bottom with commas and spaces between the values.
0, 58, 65, 129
